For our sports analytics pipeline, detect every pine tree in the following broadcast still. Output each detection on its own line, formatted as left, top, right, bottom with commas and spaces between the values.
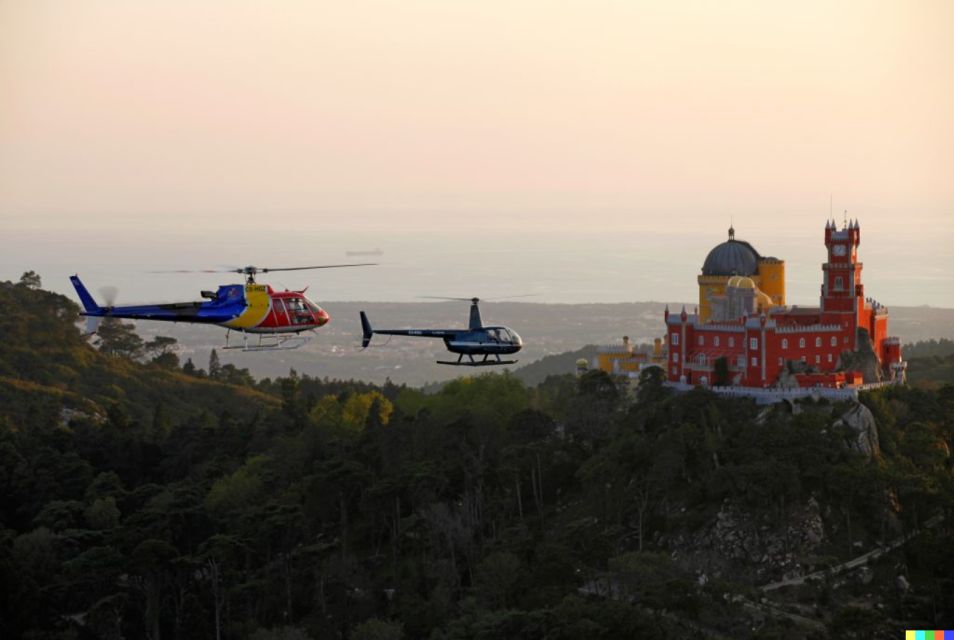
209, 349, 222, 379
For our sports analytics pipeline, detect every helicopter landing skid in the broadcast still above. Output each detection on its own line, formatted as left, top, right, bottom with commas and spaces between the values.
222, 330, 310, 352
436, 354, 518, 366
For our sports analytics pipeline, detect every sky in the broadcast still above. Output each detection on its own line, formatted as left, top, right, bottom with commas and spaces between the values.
1, 0, 952, 305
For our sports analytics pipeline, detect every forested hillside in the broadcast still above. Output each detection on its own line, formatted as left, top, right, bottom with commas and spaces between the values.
1, 277, 952, 639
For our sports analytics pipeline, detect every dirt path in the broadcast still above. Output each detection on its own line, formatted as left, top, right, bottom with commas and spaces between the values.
760, 514, 944, 592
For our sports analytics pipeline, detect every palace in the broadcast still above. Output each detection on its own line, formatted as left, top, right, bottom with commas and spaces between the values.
665, 220, 905, 390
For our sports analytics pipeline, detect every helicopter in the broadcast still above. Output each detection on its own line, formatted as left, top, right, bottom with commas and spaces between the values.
359, 296, 524, 366
70, 263, 375, 351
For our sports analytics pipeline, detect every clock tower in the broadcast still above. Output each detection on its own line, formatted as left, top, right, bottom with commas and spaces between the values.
821, 218, 863, 314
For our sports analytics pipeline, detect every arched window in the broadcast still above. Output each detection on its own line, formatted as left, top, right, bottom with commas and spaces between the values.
815, 337, 822, 348
728, 337, 735, 348
799, 338, 806, 348
831, 336, 837, 347
782, 338, 789, 349
714, 336, 720, 347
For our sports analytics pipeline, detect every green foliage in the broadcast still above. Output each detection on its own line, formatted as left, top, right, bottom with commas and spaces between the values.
2, 280, 954, 638
205, 455, 270, 514
19, 271, 42, 289
350, 618, 404, 640
473, 551, 523, 609
84, 496, 121, 530
96, 318, 144, 360
249, 626, 314, 640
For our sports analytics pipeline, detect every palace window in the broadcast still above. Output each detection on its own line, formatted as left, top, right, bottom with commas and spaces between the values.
834, 276, 844, 291
782, 338, 789, 349
751, 357, 758, 367
831, 336, 837, 347
714, 336, 720, 347
750, 338, 758, 350
815, 355, 820, 364
828, 353, 833, 363
672, 353, 678, 363
737, 356, 745, 368
815, 337, 822, 348
778, 357, 783, 366
799, 338, 806, 348
671, 333, 679, 346
698, 335, 704, 346
728, 337, 735, 348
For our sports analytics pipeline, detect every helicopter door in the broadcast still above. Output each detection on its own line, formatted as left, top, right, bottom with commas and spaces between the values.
272, 298, 290, 325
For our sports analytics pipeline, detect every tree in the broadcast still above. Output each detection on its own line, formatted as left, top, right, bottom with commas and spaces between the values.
351, 618, 404, 640
208, 349, 222, 379
144, 336, 179, 369
97, 318, 144, 359
85, 496, 121, 530
473, 551, 523, 609
18, 271, 41, 289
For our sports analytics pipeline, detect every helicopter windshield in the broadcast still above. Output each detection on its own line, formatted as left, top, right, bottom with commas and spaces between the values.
303, 298, 322, 314
489, 327, 521, 344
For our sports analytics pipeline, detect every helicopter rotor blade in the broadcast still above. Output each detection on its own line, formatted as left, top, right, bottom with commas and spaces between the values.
146, 269, 228, 274
483, 294, 537, 301
146, 264, 376, 276
259, 263, 377, 273
417, 294, 537, 302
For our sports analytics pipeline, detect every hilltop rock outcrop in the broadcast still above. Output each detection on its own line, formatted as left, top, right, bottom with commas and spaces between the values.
837, 327, 883, 383
833, 401, 881, 459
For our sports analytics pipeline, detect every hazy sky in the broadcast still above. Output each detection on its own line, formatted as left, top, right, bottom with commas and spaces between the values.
1, 0, 952, 304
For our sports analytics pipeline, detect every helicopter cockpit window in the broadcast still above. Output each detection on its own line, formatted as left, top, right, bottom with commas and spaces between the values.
496, 328, 520, 344
281, 297, 312, 324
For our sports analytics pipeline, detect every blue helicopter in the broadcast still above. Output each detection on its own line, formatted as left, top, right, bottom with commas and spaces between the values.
360, 297, 525, 366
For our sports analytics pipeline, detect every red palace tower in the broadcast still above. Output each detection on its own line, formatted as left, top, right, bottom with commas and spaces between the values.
665, 219, 905, 390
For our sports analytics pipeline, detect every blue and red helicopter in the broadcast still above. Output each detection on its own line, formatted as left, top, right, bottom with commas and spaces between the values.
70, 264, 374, 351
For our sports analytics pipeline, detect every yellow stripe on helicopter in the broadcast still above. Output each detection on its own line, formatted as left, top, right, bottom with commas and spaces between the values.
224, 284, 272, 329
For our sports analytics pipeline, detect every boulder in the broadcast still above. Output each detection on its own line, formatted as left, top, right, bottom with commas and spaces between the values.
833, 402, 881, 459
836, 328, 883, 383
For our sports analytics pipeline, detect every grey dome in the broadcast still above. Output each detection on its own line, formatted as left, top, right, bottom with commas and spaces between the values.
702, 238, 761, 276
